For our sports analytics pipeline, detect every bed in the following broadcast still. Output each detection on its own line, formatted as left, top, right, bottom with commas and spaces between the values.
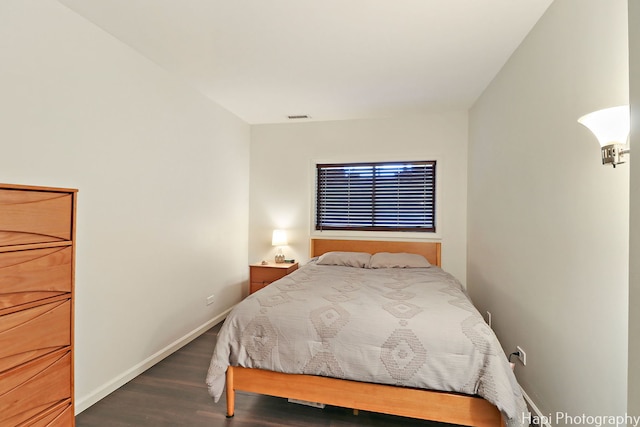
206, 239, 527, 427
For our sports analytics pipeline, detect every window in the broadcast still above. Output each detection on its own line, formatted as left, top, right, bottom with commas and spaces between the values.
315, 161, 436, 232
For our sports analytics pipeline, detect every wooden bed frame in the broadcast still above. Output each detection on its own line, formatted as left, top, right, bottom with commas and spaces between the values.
225, 238, 503, 426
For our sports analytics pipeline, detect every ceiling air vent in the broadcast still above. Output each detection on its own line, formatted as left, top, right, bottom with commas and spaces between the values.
287, 115, 310, 120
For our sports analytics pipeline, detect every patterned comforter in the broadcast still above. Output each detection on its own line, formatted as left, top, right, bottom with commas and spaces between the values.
206, 261, 528, 427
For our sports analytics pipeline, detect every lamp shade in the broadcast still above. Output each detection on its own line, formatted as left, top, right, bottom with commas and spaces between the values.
271, 229, 288, 246
578, 105, 630, 147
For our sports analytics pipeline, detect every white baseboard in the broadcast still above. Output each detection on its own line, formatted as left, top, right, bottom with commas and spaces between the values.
74, 308, 232, 414
522, 388, 552, 427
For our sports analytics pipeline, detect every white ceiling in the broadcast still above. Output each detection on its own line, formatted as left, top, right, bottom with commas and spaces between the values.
58, 0, 553, 124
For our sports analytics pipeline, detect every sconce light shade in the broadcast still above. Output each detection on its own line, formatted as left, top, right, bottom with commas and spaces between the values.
271, 229, 288, 246
578, 105, 630, 147
578, 105, 630, 167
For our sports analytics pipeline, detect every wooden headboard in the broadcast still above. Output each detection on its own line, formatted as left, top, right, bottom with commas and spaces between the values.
310, 239, 441, 267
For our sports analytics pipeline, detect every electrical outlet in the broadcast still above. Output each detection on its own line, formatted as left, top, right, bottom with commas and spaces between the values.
486, 311, 492, 328
516, 346, 526, 366
206, 294, 215, 306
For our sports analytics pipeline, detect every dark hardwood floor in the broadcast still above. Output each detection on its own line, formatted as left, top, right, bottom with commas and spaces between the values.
75, 322, 447, 427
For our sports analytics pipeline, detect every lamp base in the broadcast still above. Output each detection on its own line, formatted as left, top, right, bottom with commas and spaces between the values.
274, 253, 285, 263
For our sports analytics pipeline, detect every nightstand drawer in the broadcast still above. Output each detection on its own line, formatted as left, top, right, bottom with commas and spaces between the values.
252, 267, 293, 283
249, 263, 298, 294
250, 281, 270, 294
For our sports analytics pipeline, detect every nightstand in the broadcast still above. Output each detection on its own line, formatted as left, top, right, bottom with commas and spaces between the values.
249, 262, 299, 294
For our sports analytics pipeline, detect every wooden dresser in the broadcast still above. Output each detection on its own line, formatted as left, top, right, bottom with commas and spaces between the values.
0, 184, 77, 426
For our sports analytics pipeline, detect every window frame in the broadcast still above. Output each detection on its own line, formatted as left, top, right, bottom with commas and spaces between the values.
313, 159, 438, 235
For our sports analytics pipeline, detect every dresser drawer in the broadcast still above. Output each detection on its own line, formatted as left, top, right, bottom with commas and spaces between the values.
28, 399, 73, 427
0, 299, 71, 373
0, 189, 73, 247
0, 246, 73, 311
0, 349, 71, 426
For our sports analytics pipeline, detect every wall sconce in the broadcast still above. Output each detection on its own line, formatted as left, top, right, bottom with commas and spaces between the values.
578, 105, 630, 167
271, 229, 287, 263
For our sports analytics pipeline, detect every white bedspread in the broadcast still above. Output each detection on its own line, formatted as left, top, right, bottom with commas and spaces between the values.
206, 261, 528, 427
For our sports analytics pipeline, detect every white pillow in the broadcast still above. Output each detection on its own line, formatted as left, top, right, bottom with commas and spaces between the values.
316, 251, 371, 268
369, 252, 431, 268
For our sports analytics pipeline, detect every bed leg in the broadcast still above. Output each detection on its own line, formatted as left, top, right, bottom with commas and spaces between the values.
226, 367, 235, 418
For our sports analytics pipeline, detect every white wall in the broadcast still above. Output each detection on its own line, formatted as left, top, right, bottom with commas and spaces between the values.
0, 0, 250, 412
249, 113, 468, 284
629, 0, 640, 418
468, 0, 629, 421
